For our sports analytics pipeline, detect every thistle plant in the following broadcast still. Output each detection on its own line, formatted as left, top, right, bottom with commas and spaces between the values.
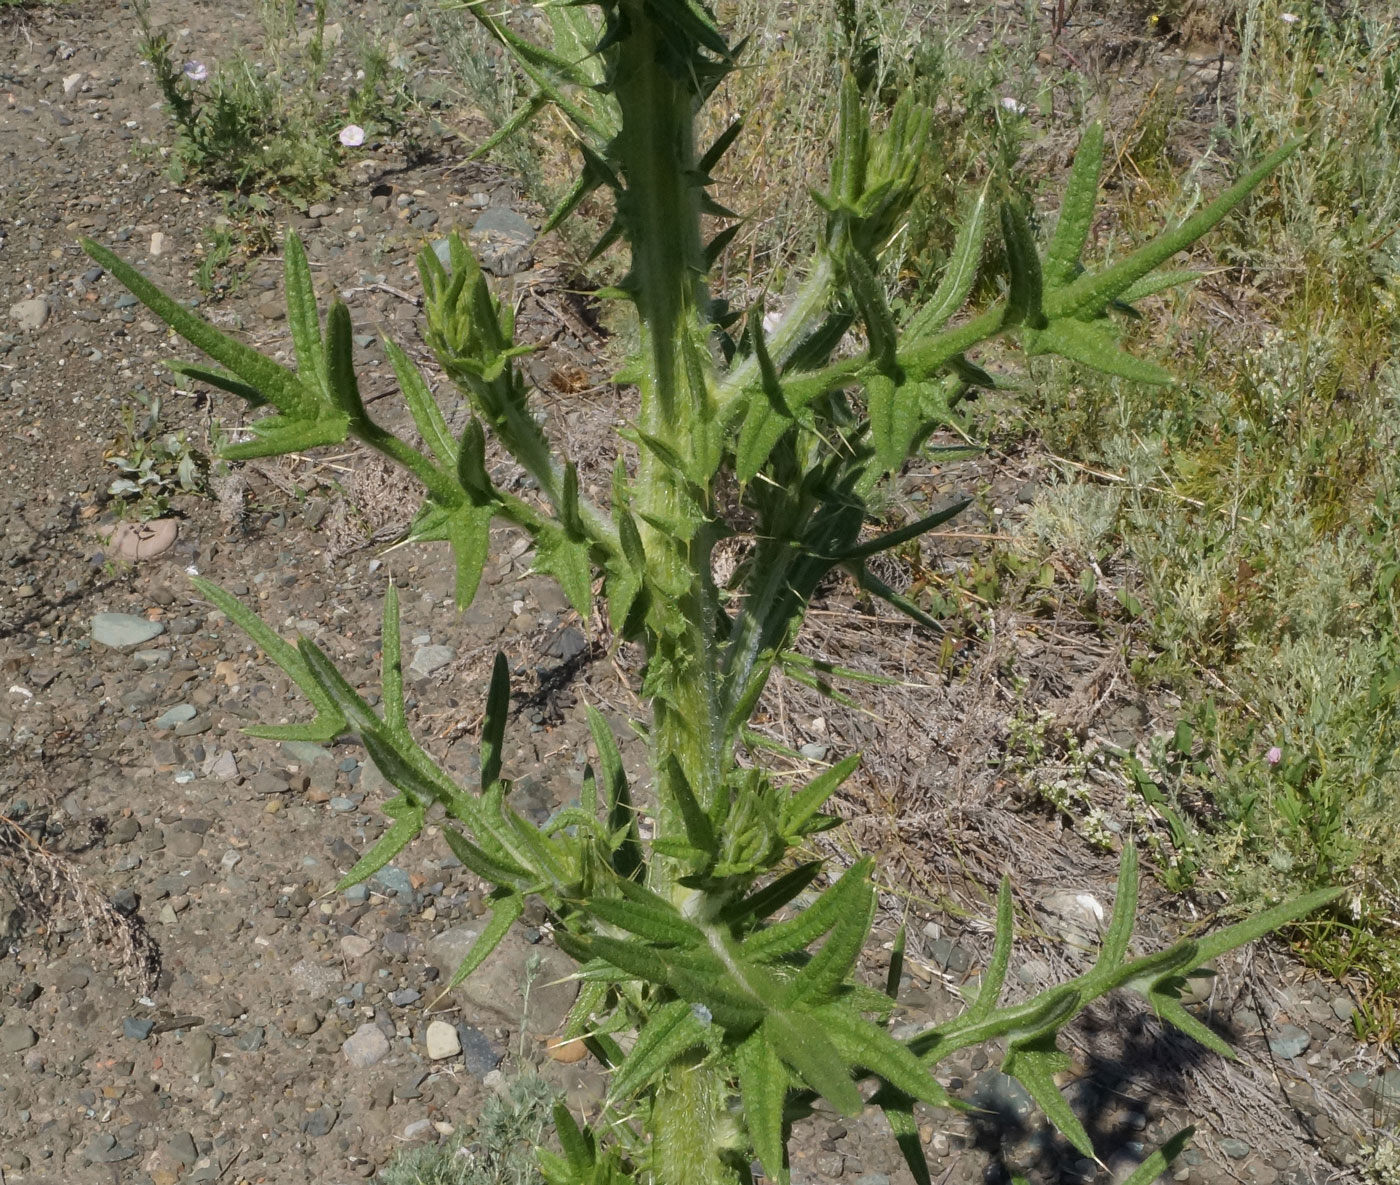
83, 4, 1338, 1185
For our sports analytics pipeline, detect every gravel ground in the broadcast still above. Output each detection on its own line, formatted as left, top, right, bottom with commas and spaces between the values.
1, 2, 1397, 1184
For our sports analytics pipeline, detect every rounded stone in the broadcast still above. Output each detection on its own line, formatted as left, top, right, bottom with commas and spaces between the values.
425, 1020, 461, 1060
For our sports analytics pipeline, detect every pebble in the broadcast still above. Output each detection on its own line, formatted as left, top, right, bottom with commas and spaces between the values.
426, 1019, 461, 1059
1220, 1138, 1253, 1160
1268, 1024, 1311, 1059
408, 644, 454, 678
340, 935, 374, 959
84, 1132, 138, 1163
371, 866, 414, 898
9, 297, 51, 331
154, 703, 198, 730
91, 612, 165, 650
303, 1105, 338, 1137
107, 518, 178, 561
0, 1022, 38, 1053
342, 1023, 391, 1068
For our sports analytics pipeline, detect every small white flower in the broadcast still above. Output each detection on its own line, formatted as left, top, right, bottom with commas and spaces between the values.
182, 60, 208, 82
1279, 11, 1300, 22
999, 96, 1027, 115
338, 124, 366, 148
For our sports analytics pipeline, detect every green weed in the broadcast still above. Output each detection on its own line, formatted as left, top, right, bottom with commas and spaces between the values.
134, 0, 417, 202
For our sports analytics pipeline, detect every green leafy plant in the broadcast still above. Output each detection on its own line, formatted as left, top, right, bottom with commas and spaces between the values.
85, 4, 1339, 1184
134, 0, 415, 201
102, 393, 208, 520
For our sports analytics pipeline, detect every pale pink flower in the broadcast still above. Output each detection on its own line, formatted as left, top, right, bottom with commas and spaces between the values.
1266, 746, 1283, 766
999, 96, 1027, 115
1279, 12, 1301, 23
182, 60, 209, 82
338, 124, 366, 148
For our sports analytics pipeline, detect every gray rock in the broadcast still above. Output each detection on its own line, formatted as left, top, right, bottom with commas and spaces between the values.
1219, 1138, 1252, 1160
409, 644, 454, 678
91, 612, 165, 650
153, 703, 197, 730
0, 1022, 38, 1053
167, 1131, 199, 1166
469, 207, 536, 276
283, 740, 333, 765
303, 1105, 338, 1137
9, 298, 51, 331
388, 988, 421, 1007
289, 958, 341, 996
458, 1024, 503, 1075
428, 926, 578, 1035
123, 1017, 156, 1040
342, 1022, 391, 1068
83, 1133, 137, 1163
1267, 1023, 1311, 1059
968, 1070, 1035, 1120
371, 866, 414, 899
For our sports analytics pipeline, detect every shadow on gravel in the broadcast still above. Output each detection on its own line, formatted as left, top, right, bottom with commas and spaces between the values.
965, 994, 1253, 1184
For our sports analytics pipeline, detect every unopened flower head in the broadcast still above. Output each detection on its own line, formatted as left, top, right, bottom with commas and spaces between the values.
1266, 745, 1283, 766
182, 60, 209, 82
338, 124, 366, 148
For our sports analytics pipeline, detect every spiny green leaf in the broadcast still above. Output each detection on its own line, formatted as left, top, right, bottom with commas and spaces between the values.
83, 238, 315, 416
442, 824, 532, 886
553, 1100, 596, 1172
1044, 122, 1105, 290
283, 231, 328, 400
721, 863, 823, 927
609, 1000, 707, 1101
1002, 1032, 1095, 1160
336, 793, 424, 890
165, 361, 266, 407
380, 584, 405, 734
1025, 317, 1175, 385
219, 413, 351, 460
782, 865, 875, 1005
445, 505, 495, 610
385, 339, 456, 469
1100, 845, 1138, 970
1117, 269, 1205, 304
665, 756, 716, 856
782, 754, 861, 836
1120, 1128, 1195, 1185
1191, 887, 1342, 965
1047, 138, 1303, 321
1147, 990, 1235, 1060
736, 1031, 789, 1185
830, 498, 971, 566
324, 301, 366, 423
765, 1011, 863, 1117
967, 878, 1014, 1023
588, 895, 705, 947
744, 857, 875, 961
297, 638, 381, 736
906, 188, 988, 340
874, 1090, 932, 1185
189, 576, 346, 741
1000, 202, 1045, 330
535, 524, 594, 619
819, 1005, 952, 1108
851, 562, 947, 633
